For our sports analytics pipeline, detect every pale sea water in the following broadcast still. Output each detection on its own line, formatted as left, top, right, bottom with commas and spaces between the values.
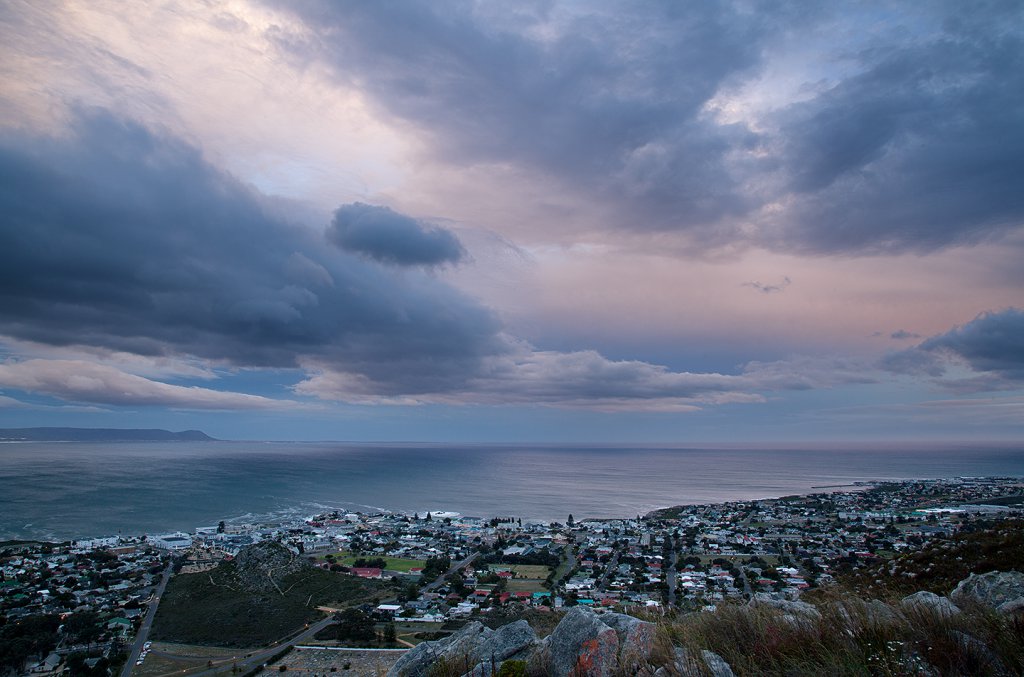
1, 441, 1023, 541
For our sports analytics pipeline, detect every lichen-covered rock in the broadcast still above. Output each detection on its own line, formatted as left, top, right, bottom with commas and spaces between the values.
599, 611, 657, 665
672, 647, 704, 676
463, 621, 538, 676
950, 570, 1024, 612
900, 591, 961, 618
542, 606, 619, 676
388, 621, 492, 677
701, 650, 736, 677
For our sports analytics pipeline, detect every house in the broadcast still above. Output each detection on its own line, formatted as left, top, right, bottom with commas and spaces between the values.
351, 567, 383, 579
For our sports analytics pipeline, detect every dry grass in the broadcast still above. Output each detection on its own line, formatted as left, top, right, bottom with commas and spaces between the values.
658, 592, 1024, 676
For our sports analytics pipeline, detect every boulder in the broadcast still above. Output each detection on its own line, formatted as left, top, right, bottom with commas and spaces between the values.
462, 621, 538, 676
599, 611, 657, 665
672, 647, 704, 676
950, 571, 1024, 612
388, 621, 492, 677
997, 597, 1024, 616
701, 650, 736, 677
900, 591, 961, 618
837, 598, 902, 630
748, 594, 821, 627
542, 606, 619, 676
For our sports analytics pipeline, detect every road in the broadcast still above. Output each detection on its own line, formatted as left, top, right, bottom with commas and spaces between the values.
666, 547, 678, 607
422, 552, 478, 592
121, 564, 172, 677
596, 550, 619, 591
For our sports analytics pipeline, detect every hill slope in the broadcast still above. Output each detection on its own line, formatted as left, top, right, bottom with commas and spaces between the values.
152, 542, 388, 647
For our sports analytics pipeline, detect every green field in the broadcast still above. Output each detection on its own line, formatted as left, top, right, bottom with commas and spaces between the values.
319, 552, 426, 572
494, 564, 551, 578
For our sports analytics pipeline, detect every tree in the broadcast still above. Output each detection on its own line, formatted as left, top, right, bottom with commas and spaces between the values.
567, 514, 575, 527
333, 608, 376, 642
383, 623, 396, 644
217, 520, 225, 534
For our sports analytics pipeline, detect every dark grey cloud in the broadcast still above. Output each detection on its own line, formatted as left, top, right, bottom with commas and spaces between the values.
766, 2, 1024, 254
890, 330, 921, 340
270, 1, 1024, 255
919, 308, 1024, 378
0, 109, 504, 395
269, 0, 781, 230
327, 202, 465, 267
881, 309, 1024, 390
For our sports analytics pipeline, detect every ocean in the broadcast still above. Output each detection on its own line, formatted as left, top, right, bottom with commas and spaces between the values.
1, 441, 1023, 541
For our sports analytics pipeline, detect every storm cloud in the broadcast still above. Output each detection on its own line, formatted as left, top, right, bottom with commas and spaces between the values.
327, 202, 465, 267
0, 108, 784, 409
881, 309, 1024, 391
770, 2, 1024, 254
272, 1, 1024, 255
0, 109, 505, 395
919, 309, 1024, 379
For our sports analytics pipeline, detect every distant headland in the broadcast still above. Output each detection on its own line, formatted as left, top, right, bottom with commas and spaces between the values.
0, 427, 217, 442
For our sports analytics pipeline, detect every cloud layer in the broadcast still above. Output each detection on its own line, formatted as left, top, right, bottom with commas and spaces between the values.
273, 1, 1024, 255
0, 110, 503, 396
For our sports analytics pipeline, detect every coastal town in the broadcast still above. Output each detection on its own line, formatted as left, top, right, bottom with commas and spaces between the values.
2, 477, 1023, 676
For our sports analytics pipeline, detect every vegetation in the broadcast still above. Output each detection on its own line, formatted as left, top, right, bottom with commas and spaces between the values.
829, 518, 1024, 599
0, 614, 60, 674
151, 561, 387, 647
659, 592, 1024, 676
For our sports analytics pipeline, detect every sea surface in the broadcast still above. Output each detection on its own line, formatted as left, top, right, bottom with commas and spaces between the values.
1, 441, 1023, 541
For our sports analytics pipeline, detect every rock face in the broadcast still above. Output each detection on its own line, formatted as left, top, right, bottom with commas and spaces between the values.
388, 620, 537, 677
232, 541, 308, 593
389, 606, 656, 677
900, 591, 961, 617
950, 570, 1024, 613
542, 606, 621, 677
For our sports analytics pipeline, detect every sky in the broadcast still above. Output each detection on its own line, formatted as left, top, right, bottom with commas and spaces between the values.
0, 0, 1022, 442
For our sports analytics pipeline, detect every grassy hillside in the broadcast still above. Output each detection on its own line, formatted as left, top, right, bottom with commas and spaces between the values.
152, 561, 388, 647
831, 518, 1024, 599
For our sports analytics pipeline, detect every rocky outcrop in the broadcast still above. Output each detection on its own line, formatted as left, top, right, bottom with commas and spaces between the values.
950, 570, 1024, 614
748, 593, 822, 627
900, 591, 961, 618
541, 607, 620, 677
388, 620, 537, 677
232, 541, 309, 593
836, 598, 902, 631
701, 650, 736, 677
389, 606, 656, 677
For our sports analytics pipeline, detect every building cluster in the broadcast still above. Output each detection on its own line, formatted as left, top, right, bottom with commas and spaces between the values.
2, 476, 1021, 674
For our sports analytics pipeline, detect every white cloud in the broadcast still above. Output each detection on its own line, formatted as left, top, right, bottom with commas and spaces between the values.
0, 359, 293, 410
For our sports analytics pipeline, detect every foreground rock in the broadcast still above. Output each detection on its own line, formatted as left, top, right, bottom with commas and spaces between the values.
388, 620, 537, 677
950, 570, 1024, 614
748, 593, 822, 627
389, 606, 656, 677
900, 591, 961, 618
